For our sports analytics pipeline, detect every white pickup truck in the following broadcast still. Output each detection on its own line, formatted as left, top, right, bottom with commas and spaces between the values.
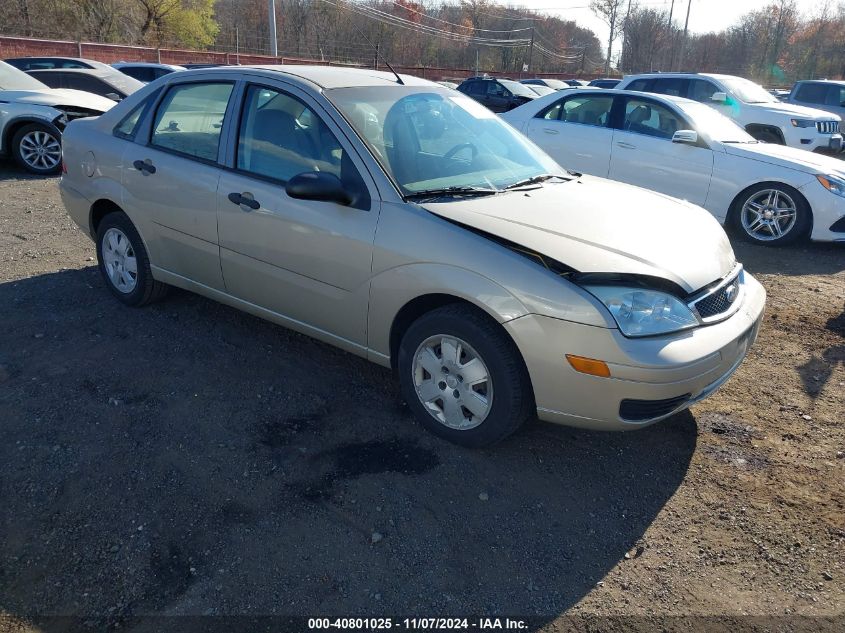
616, 72, 842, 154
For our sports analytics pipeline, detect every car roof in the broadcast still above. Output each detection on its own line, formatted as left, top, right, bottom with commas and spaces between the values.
194, 65, 438, 89
28, 67, 119, 79
551, 87, 698, 106
113, 62, 185, 70
794, 78, 845, 85
621, 72, 739, 81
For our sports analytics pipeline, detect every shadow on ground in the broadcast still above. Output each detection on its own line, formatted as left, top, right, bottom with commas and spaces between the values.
0, 268, 697, 630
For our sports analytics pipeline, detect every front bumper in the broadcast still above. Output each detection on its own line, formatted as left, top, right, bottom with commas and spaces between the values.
798, 179, 845, 241
505, 272, 767, 431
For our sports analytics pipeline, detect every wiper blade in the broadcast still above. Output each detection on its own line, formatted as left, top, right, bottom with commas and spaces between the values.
405, 186, 499, 200
502, 173, 571, 190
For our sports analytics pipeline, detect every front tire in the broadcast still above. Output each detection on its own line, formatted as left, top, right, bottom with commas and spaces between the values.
96, 212, 168, 306
397, 304, 533, 447
730, 183, 810, 246
11, 123, 62, 175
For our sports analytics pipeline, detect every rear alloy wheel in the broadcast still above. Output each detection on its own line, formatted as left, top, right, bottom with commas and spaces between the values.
733, 184, 810, 246
398, 304, 533, 447
12, 124, 62, 175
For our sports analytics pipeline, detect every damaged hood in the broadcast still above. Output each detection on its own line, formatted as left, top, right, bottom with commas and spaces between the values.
419, 175, 736, 293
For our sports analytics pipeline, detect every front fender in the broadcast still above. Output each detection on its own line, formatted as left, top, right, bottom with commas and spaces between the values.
367, 262, 529, 359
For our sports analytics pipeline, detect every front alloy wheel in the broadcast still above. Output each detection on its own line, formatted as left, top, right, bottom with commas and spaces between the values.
12, 124, 62, 174
734, 184, 810, 246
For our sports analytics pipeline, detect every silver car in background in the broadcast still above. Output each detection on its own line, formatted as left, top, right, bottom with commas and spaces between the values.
59, 65, 765, 447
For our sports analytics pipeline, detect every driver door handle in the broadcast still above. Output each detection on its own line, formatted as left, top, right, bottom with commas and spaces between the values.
616, 142, 636, 149
228, 192, 260, 210
543, 128, 559, 135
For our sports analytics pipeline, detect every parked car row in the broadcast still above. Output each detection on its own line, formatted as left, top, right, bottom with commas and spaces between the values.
502, 88, 845, 245
58, 65, 767, 447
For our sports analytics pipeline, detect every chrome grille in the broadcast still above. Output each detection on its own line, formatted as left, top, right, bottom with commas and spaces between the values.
816, 121, 839, 135
690, 266, 744, 323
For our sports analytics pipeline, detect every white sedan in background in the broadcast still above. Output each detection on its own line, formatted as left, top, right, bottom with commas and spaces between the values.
502, 89, 845, 245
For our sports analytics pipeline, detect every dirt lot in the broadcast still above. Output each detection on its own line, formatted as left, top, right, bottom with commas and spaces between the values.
0, 165, 843, 632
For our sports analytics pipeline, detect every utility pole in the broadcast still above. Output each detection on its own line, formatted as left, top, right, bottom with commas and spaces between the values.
374, 42, 379, 70
268, 0, 278, 58
527, 20, 535, 76
678, 0, 692, 72
476, 49, 479, 76
666, 0, 675, 70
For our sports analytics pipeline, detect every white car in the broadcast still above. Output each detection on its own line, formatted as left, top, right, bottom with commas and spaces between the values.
0, 61, 115, 174
502, 88, 845, 245
616, 73, 842, 154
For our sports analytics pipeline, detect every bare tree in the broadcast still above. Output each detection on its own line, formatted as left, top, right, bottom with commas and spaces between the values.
590, 0, 625, 74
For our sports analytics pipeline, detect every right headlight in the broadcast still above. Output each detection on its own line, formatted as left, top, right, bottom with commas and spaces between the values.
790, 118, 816, 128
816, 174, 845, 198
582, 286, 699, 337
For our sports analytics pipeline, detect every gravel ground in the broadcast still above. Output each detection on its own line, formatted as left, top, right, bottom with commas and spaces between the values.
0, 165, 843, 632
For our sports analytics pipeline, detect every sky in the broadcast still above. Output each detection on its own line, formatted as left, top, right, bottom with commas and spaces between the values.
527, 0, 827, 51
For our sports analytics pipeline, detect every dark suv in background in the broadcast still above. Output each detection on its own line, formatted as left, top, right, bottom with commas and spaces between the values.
456, 76, 537, 112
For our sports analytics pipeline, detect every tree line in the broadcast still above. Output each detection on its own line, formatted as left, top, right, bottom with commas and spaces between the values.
1, 0, 844, 83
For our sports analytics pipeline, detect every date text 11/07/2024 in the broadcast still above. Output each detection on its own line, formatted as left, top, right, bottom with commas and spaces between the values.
307, 617, 529, 630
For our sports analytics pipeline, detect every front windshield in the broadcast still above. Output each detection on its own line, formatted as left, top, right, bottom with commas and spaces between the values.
500, 79, 536, 98
681, 101, 757, 143
326, 86, 561, 195
0, 61, 49, 90
720, 77, 776, 104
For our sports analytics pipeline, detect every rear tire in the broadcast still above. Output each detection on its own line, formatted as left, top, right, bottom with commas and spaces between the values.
397, 304, 533, 447
11, 123, 62, 175
96, 211, 168, 306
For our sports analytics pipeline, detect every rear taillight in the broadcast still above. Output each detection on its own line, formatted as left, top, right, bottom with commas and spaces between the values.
61, 160, 67, 175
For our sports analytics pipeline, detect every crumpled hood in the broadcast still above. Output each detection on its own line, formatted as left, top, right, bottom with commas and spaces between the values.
723, 141, 845, 177
1, 88, 114, 112
755, 100, 840, 121
420, 175, 736, 293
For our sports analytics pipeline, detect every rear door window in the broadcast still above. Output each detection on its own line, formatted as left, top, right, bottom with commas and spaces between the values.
622, 98, 685, 139
151, 82, 234, 162
651, 77, 689, 97
559, 95, 614, 127
689, 79, 720, 103
794, 82, 828, 104
626, 78, 652, 92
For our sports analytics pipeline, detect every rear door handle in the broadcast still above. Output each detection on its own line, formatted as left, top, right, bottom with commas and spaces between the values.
132, 159, 156, 174
543, 128, 559, 135
227, 192, 260, 210
616, 142, 636, 149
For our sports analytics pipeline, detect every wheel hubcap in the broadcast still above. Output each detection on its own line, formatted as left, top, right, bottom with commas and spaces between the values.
412, 335, 493, 430
19, 130, 61, 170
741, 189, 797, 241
101, 228, 138, 293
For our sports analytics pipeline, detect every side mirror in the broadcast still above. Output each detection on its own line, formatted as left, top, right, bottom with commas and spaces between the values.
672, 129, 699, 144
711, 92, 728, 103
105, 92, 122, 102
286, 171, 351, 205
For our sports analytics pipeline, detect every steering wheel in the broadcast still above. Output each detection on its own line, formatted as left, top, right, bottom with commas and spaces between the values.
444, 142, 478, 161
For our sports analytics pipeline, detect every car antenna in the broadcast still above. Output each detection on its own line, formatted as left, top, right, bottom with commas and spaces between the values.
353, 25, 404, 85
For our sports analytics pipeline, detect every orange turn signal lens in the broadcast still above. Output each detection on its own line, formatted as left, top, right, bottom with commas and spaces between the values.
566, 354, 611, 378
